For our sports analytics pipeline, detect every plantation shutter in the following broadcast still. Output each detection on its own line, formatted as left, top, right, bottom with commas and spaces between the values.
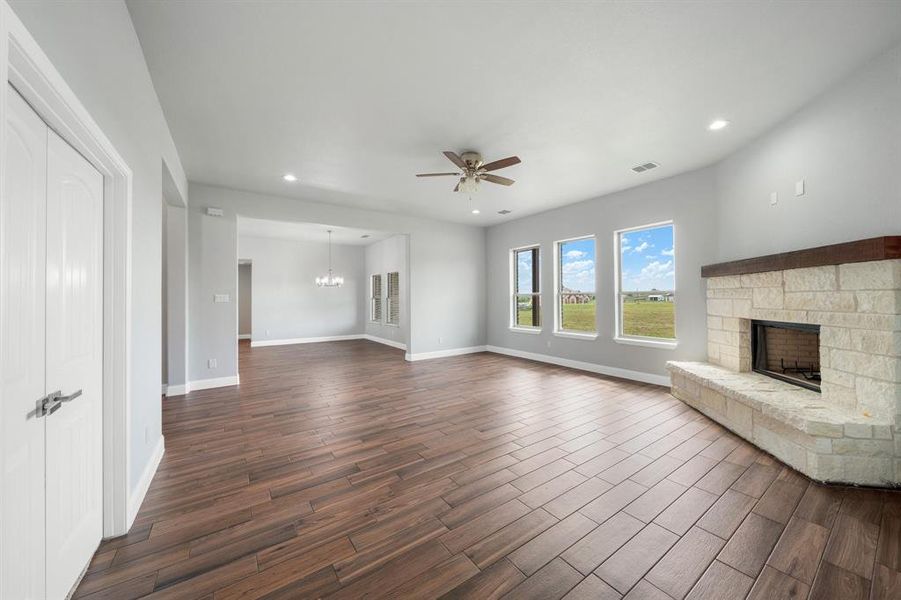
371, 274, 382, 321
387, 272, 400, 325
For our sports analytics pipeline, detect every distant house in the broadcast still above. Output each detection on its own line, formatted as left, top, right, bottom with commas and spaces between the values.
561, 286, 594, 304
648, 294, 664, 302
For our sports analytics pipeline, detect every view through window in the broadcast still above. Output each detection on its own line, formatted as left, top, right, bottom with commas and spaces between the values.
618, 223, 675, 340
557, 237, 596, 333
513, 247, 540, 328
370, 274, 382, 322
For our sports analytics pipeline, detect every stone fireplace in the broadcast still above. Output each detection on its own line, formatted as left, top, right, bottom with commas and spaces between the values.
668, 236, 901, 486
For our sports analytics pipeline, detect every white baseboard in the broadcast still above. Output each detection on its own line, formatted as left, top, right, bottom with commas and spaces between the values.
127, 434, 164, 528
189, 375, 240, 391
363, 334, 407, 351
405, 345, 488, 361
251, 334, 363, 347
237, 334, 251, 340
164, 383, 188, 397
160, 383, 167, 395
486, 345, 670, 386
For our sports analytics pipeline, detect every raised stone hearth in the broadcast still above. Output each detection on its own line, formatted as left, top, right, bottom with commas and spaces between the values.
669, 242, 901, 486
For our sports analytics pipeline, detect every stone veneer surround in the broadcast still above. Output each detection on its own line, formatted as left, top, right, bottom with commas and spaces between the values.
668, 259, 901, 486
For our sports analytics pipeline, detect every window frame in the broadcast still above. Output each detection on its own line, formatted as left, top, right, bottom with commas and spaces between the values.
613, 220, 678, 349
509, 244, 542, 333
386, 271, 400, 327
553, 235, 598, 340
370, 273, 383, 323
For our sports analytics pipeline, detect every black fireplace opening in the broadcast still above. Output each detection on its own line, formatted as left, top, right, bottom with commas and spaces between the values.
751, 320, 821, 392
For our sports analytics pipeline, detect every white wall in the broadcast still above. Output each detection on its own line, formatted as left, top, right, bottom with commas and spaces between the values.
365, 235, 410, 349
8, 0, 188, 495
486, 168, 717, 382
715, 43, 901, 261
187, 183, 485, 382
238, 236, 365, 342
166, 204, 188, 389
238, 263, 251, 337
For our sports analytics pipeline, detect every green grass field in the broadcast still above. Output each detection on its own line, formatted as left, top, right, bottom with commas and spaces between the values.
622, 300, 675, 339
517, 300, 674, 339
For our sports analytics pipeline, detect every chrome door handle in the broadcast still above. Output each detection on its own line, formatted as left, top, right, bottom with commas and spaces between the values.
39, 389, 82, 417
59, 389, 82, 403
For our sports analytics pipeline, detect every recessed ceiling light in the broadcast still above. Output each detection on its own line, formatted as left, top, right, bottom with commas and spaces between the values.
471, 209, 480, 215
708, 119, 730, 131
282, 173, 297, 182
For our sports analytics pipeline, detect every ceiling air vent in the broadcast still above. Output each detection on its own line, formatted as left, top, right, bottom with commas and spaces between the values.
631, 162, 660, 173
497, 209, 512, 215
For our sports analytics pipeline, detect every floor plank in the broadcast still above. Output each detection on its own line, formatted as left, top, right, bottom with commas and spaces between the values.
70, 341, 901, 599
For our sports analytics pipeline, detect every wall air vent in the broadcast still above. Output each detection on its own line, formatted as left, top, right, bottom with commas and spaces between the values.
631, 162, 660, 173
497, 209, 512, 215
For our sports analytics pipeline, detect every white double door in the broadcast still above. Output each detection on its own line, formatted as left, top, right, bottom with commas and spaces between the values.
1, 85, 104, 598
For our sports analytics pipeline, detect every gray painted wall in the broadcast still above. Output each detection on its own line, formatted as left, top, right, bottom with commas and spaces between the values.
187, 183, 485, 382
9, 0, 188, 494
238, 236, 365, 342
166, 205, 188, 389
486, 168, 717, 380
365, 235, 410, 348
238, 263, 252, 336
715, 43, 901, 261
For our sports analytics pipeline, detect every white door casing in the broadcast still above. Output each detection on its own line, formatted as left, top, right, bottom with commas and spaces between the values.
44, 127, 104, 599
0, 82, 48, 600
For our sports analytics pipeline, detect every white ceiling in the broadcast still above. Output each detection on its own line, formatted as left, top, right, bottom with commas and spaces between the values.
128, 1, 901, 225
237, 217, 393, 246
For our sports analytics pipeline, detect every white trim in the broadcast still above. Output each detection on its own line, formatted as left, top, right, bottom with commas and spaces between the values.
161, 384, 167, 394
164, 383, 188, 397
486, 345, 670, 386
126, 435, 164, 527
189, 375, 240, 391
510, 243, 542, 330
1, 3, 133, 537
237, 333, 251, 340
613, 335, 678, 349
509, 326, 542, 335
363, 334, 407, 351
554, 331, 599, 341
251, 334, 363, 347
405, 345, 487, 361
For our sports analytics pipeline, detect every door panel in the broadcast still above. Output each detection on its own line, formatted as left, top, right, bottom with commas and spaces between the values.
1, 85, 48, 600
45, 129, 104, 600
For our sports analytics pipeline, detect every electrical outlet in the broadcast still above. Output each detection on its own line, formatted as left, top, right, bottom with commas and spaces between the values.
769, 192, 778, 206
144, 426, 149, 443
438, 337, 443, 344
546, 340, 552, 349
214, 293, 230, 303
208, 358, 217, 369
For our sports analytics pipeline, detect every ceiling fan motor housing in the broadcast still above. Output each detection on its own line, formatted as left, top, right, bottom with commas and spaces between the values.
460, 152, 483, 169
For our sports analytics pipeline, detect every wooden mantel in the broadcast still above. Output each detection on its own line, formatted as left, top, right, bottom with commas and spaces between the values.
701, 236, 901, 278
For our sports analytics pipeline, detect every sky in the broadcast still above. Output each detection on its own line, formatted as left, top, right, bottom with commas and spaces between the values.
559, 238, 596, 293
620, 224, 675, 292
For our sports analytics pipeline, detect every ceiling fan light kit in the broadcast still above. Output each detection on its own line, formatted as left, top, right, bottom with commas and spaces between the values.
416, 150, 521, 196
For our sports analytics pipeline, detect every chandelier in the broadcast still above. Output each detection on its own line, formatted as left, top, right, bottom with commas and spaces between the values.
315, 230, 344, 287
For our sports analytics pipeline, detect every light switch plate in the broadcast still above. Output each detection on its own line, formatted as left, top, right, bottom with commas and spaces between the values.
770, 192, 778, 206
795, 180, 805, 196
214, 293, 230, 303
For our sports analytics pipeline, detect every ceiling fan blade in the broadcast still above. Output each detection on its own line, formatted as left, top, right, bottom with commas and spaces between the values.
416, 172, 460, 177
443, 151, 467, 170
453, 178, 464, 192
481, 173, 515, 186
480, 156, 521, 172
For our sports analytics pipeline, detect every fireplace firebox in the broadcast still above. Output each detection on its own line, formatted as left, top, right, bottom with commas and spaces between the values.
751, 320, 821, 392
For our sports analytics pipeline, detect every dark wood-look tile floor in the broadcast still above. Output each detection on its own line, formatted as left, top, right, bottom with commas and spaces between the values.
75, 340, 901, 599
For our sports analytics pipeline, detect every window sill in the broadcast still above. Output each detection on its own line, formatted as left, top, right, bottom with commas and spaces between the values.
510, 327, 542, 335
369, 320, 381, 325
614, 336, 678, 350
385, 323, 399, 328
554, 331, 598, 341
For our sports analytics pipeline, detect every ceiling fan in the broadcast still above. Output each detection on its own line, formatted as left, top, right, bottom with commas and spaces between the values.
416, 151, 521, 193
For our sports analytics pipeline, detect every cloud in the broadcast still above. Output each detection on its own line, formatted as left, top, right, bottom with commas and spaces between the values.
564, 249, 586, 259
634, 241, 649, 253
661, 247, 674, 256
562, 259, 594, 274
641, 260, 673, 278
